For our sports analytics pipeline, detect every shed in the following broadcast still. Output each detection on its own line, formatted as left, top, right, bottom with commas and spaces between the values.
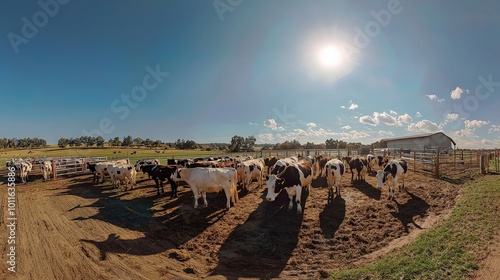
385, 132, 456, 152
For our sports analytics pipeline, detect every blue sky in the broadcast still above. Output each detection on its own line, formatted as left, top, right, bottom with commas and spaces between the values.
1, 0, 499, 148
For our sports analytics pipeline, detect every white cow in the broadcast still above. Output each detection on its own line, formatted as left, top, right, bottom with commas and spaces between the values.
93, 159, 130, 184
8, 159, 31, 183
376, 159, 408, 200
324, 159, 345, 202
266, 160, 313, 214
269, 157, 298, 175
40, 160, 53, 181
107, 164, 137, 190
172, 167, 238, 209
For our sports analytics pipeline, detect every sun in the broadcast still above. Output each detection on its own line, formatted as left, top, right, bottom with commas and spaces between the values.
319, 46, 343, 68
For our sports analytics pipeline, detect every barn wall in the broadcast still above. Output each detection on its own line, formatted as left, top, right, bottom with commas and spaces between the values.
428, 134, 453, 149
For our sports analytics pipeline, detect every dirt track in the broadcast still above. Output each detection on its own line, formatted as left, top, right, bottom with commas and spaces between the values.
0, 168, 466, 279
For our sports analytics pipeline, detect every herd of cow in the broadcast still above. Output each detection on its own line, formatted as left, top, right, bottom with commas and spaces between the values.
80, 154, 408, 213
5, 154, 408, 213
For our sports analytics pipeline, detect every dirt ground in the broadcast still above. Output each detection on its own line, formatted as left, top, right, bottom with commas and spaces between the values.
0, 166, 474, 279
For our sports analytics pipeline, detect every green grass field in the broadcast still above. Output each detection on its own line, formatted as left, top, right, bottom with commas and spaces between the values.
0, 146, 243, 167
329, 174, 500, 279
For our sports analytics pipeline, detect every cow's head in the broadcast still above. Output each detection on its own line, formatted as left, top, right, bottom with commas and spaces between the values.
171, 168, 183, 181
376, 170, 389, 189
265, 175, 285, 202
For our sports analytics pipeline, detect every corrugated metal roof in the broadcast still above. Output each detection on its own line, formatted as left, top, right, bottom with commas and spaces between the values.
385, 132, 456, 146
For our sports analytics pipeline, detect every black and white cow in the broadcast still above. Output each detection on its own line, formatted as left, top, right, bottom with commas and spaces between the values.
376, 159, 408, 200
324, 159, 345, 202
349, 158, 367, 182
265, 160, 313, 214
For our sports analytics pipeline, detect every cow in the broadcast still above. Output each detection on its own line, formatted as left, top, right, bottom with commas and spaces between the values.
40, 160, 53, 181
324, 159, 345, 202
313, 155, 330, 179
87, 159, 130, 184
107, 164, 137, 190
141, 164, 179, 198
265, 160, 313, 214
349, 158, 367, 182
342, 156, 352, 172
134, 159, 160, 178
264, 156, 279, 175
7, 159, 31, 183
376, 159, 408, 200
237, 160, 264, 191
172, 167, 238, 209
366, 154, 375, 175
269, 157, 297, 175
369, 155, 388, 174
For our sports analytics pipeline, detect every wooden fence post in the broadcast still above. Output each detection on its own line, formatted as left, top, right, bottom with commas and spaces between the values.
52, 160, 57, 181
413, 151, 416, 172
399, 148, 402, 159
435, 148, 440, 177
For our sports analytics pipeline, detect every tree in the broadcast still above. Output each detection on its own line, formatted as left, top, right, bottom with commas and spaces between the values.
96, 136, 105, 147
244, 136, 256, 152
58, 138, 68, 148
111, 137, 121, 147
229, 135, 245, 152
143, 138, 153, 148
133, 137, 143, 148
122, 135, 133, 147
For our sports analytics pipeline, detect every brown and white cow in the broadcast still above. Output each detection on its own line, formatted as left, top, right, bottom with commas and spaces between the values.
265, 160, 313, 214
376, 159, 408, 200
172, 167, 238, 209
40, 160, 52, 181
237, 160, 264, 191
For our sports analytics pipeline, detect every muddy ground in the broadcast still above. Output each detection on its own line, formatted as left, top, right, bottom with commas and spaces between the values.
0, 165, 477, 279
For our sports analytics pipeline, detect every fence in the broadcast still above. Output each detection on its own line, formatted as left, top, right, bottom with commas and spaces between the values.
398, 149, 499, 177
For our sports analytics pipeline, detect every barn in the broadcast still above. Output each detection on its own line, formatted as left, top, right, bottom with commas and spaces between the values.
385, 132, 456, 153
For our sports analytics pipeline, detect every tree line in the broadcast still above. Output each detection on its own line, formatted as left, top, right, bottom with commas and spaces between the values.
0, 138, 48, 149
1, 135, 387, 151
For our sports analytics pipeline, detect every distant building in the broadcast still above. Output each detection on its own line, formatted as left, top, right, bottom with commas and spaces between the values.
385, 132, 456, 152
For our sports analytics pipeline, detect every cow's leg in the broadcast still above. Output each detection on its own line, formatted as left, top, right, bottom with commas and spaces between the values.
287, 193, 294, 211
201, 192, 208, 208
296, 187, 303, 214
154, 178, 160, 195
336, 179, 341, 197
223, 187, 232, 209
327, 187, 333, 204
192, 188, 200, 209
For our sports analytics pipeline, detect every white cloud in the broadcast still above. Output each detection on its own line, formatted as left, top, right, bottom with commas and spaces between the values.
249, 122, 258, 126
407, 119, 441, 133
263, 119, 285, 131
426, 94, 438, 100
426, 94, 445, 102
398, 113, 413, 124
464, 120, 489, 130
375, 112, 398, 126
454, 128, 476, 138
359, 115, 378, 126
451, 87, 464, 100
415, 112, 422, 118
257, 133, 274, 142
348, 103, 359, 110
389, 110, 398, 115
481, 139, 494, 145
489, 125, 500, 133
340, 105, 346, 109
445, 113, 459, 121
379, 130, 395, 137
306, 122, 317, 128
341, 125, 351, 130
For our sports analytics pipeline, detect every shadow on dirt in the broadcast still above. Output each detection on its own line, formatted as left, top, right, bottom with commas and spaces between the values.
61, 177, 233, 257
319, 196, 346, 238
211, 187, 308, 279
390, 189, 430, 232
351, 180, 381, 201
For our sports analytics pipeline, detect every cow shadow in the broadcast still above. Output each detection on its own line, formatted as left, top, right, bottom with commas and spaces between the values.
319, 196, 346, 239
62, 178, 230, 257
351, 180, 381, 201
211, 188, 307, 279
390, 189, 430, 232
